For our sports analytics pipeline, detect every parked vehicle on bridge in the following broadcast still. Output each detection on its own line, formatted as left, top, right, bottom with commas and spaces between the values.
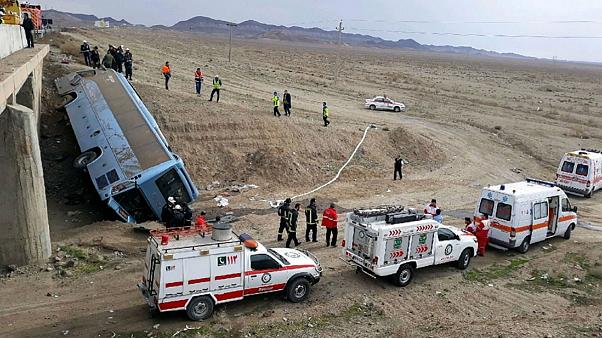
555, 149, 602, 198
55, 69, 198, 223
476, 179, 578, 253
364, 96, 406, 112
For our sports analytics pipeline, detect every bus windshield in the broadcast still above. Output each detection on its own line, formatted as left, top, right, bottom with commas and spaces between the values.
156, 168, 191, 203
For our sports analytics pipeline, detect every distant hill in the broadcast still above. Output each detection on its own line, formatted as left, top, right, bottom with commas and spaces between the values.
43, 9, 132, 27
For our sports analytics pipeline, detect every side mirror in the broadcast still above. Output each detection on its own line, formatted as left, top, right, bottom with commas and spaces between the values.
455, 235, 461, 241
573, 206, 578, 213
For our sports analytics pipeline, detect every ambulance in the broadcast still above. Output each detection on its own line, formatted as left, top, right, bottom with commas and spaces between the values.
138, 222, 322, 321
342, 206, 478, 287
555, 149, 602, 198
477, 179, 578, 253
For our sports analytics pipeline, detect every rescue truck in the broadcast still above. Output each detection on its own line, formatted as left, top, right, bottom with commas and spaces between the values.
138, 222, 322, 321
342, 206, 478, 287
477, 179, 578, 253
555, 149, 602, 198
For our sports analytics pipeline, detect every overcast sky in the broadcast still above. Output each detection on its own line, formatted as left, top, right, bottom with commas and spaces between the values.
38, 0, 602, 62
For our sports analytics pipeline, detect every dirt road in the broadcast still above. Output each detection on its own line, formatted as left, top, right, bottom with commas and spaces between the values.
1, 27, 602, 337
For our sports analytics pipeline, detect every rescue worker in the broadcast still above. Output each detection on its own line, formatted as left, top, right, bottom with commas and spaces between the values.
194, 68, 204, 96
90, 46, 101, 69
209, 75, 222, 102
102, 50, 114, 70
124, 48, 133, 80
394, 157, 404, 180
161, 196, 176, 227
195, 211, 208, 229
433, 209, 443, 223
464, 217, 476, 234
322, 203, 339, 247
277, 198, 292, 241
286, 203, 301, 248
474, 215, 490, 256
114, 45, 124, 73
171, 205, 186, 228
322, 102, 330, 127
283, 90, 292, 116
272, 91, 281, 117
21, 13, 35, 48
424, 199, 437, 216
80, 40, 91, 66
162, 62, 171, 90
304, 198, 318, 242
109, 45, 118, 71
180, 202, 193, 228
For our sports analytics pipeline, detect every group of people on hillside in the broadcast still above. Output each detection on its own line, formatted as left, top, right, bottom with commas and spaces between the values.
79, 40, 134, 80
277, 198, 339, 248
160, 63, 222, 102
161, 196, 193, 228
271, 91, 331, 127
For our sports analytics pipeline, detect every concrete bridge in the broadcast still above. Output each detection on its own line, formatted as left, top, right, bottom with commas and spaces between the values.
0, 24, 51, 266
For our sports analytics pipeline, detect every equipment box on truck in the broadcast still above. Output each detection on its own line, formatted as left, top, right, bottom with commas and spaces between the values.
556, 149, 602, 198
477, 179, 578, 253
342, 207, 477, 287
138, 223, 322, 320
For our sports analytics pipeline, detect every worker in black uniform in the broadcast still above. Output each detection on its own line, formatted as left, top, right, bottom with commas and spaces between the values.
161, 196, 176, 228
286, 203, 301, 248
277, 198, 291, 241
21, 13, 35, 48
305, 198, 318, 242
394, 157, 404, 180
80, 40, 91, 66
170, 205, 185, 228
124, 48, 133, 80
114, 46, 125, 73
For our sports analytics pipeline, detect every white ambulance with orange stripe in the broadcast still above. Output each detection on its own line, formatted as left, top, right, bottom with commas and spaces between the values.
555, 149, 602, 198
342, 207, 477, 287
138, 223, 322, 321
477, 179, 578, 253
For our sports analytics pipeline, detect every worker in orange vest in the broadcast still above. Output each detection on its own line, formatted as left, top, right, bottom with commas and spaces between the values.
194, 68, 204, 96
162, 62, 171, 90
321, 203, 339, 247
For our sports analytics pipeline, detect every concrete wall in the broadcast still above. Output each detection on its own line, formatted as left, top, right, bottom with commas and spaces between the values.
0, 25, 27, 59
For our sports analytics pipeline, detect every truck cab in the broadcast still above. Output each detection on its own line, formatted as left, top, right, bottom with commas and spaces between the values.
343, 207, 477, 287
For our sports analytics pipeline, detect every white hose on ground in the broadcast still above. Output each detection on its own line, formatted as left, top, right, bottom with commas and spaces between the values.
268, 124, 376, 207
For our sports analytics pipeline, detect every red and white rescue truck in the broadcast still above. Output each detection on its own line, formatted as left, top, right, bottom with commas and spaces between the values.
477, 179, 578, 253
556, 149, 602, 198
138, 222, 322, 320
342, 207, 478, 287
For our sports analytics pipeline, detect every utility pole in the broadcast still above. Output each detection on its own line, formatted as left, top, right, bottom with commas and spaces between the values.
227, 22, 237, 62
334, 19, 344, 84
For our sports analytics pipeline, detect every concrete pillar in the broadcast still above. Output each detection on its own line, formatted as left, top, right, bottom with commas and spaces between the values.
0, 102, 51, 266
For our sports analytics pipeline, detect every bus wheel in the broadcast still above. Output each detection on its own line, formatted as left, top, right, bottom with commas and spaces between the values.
564, 225, 573, 239
186, 296, 214, 321
73, 151, 98, 169
392, 264, 414, 287
517, 236, 530, 254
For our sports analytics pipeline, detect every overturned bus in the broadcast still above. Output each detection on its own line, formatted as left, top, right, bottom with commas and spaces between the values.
55, 69, 198, 223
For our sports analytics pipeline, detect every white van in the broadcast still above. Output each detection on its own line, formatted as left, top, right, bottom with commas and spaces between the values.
476, 179, 578, 253
556, 149, 602, 198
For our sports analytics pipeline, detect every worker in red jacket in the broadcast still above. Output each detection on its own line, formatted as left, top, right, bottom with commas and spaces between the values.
474, 215, 490, 256
322, 203, 339, 247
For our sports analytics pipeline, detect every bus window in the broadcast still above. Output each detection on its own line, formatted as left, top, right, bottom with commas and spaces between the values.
496, 203, 512, 221
576, 164, 589, 176
561, 161, 575, 173
114, 188, 154, 222
478, 198, 494, 216
156, 168, 191, 203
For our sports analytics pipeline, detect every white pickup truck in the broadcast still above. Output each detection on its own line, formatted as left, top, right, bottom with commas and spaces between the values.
343, 207, 477, 286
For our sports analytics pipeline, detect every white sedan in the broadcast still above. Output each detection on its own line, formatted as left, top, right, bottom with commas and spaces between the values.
364, 96, 406, 112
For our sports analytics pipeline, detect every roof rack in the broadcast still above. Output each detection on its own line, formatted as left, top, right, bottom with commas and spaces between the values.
353, 205, 405, 217
580, 148, 602, 154
526, 177, 557, 188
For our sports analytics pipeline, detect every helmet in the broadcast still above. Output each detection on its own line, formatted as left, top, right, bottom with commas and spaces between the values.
174, 205, 182, 211
167, 196, 176, 204
83, 40, 87, 43
125, 47, 130, 51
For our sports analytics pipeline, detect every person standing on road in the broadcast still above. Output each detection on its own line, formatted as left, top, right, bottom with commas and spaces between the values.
162, 62, 171, 90
90, 46, 101, 69
209, 75, 222, 102
21, 13, 35, 48
124, 48, 133, 80
272, 91, 281, 117
322, 203, 339, 247
194, 68, 204, 96
80, 40, 91, 66
322, 102, 330, 127
305, 198, 318, 242
277, 198, 292, 241
286, 203, 301, 248
394, 157, 404, 180
283, 90, 292, 116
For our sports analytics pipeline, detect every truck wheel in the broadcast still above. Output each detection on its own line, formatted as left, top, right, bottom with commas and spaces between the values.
73, 150, 98, 169
186, 296, 214, 321
369, 104, 376, 110
517, 236, 530, 254
287, 278, 311, 303
392, 264, 414, 287
563, 225, 573, 239
456, 249, 471, 270
394, 106, 401, 112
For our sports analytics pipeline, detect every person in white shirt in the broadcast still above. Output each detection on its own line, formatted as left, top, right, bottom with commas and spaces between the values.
424, 199, 437, 216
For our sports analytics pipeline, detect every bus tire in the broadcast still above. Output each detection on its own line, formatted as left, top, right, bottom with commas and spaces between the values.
186, 296, 214, 321
286, 277, 311, 303
73, 150, 98, 169
563, 225, 572, 239
392, 264, 414, 287
517, 236, 530, 254
456, 249, 471, 270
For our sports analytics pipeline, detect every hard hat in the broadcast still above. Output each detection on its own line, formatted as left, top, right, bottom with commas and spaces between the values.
168, 196, 176, 203
174, 205, 182, 211
120, 45, 124, 48
83, 40, 87, 43
125, 48, 130, 51
215, 75, 219, 78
